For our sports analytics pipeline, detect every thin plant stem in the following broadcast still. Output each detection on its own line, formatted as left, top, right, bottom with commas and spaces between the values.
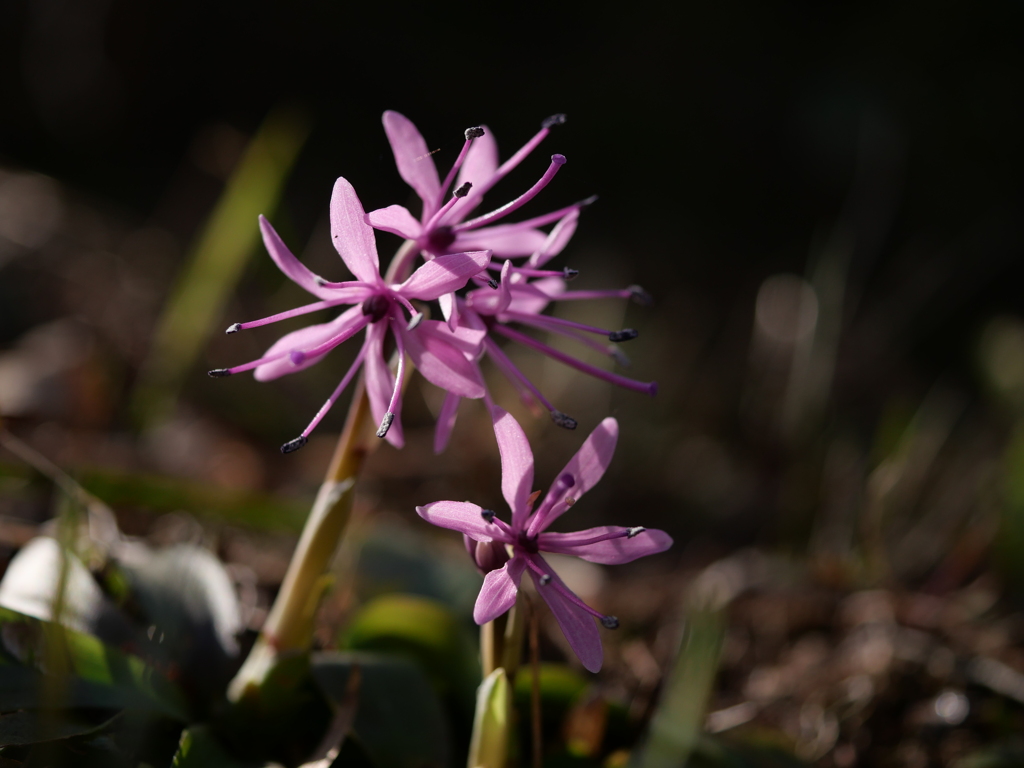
528, 595, 542, 768
228, 239, 419, 700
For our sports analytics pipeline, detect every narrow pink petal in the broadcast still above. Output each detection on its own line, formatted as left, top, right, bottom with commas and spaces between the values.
367, 205, 424, 240
433, 392, 461, 454
474, 557, 526, 624
507, 276, 565, 315
438, 292, 460, 331
330, 177, 382, 285
453, 127, 499, 220
400, 321, 486, 398
416, 500, 499, 540
453, 225, 548, 257
259, 216, 335, 299
529, 418, 618, 535
382, 111, 440, 219
530, 557, 602, 672
253, 305, 365, 381
495, 261, 513, 315
539, 527, 674, 565
396, 250, 490, 301
442, 324, 487, 357
491, 406, 535, 528
528, 210, 579, 267
363, 322, 404, 448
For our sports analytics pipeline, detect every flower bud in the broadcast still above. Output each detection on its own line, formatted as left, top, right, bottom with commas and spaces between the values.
464, 535, 511, 575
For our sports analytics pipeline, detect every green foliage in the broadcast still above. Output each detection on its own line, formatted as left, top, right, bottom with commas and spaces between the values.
311, 651, 449, 768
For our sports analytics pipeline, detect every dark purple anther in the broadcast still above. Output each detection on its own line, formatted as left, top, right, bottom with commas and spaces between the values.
542, 114, 567, 129
562, 267, 579, 281
551, 154, 567, 166
376, 411, 395, 438
208, 368, 232, 377
290, 350, 306, 365
481, 509, 496, 523
628, 285, 653, 306
226, 323, 242, 334
281, 436, 308, 454
465, 126, 485, 140
626, 527, 646, 538
539, 574, 552, 586
551, 411, 578, 430
609, 329, 638, 342
454, 182, 472, 198
600, 616, 619, 629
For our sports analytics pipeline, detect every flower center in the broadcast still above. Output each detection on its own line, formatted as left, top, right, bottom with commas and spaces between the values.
361, 293, 390, 323
516, 530, 539, 554
425, 225, 457, 254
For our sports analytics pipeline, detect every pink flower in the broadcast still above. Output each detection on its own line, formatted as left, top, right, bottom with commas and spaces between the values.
368, 111, 594, 328
210, 176, 490, 451
431, 209, 657, 453
417, 407, 673, 672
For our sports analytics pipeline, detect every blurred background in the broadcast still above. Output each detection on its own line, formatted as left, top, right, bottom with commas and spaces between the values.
2, 0, 1024, 764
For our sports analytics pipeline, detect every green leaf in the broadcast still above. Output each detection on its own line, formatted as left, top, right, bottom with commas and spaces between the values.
171, 725, 265, 768
0, 606, 188, 720
634, 607, 725, 768
467, 667, 510, 768
0, 708, 118, 746
311, 650, 449, 768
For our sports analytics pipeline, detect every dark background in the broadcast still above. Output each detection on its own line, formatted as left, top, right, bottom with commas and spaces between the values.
1, 0, 1023, 561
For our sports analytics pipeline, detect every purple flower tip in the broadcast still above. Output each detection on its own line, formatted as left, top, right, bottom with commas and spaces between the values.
226, 323, 242, 334
600, 615, 620, 629
647, 382, 659, 397
551, 411, 578, 430
551, 154, 567, 165
542, 113, 567, 129
281, 435, 308, 454
465, 126, 485, 140
208, 368, 231, 377
609, 329, 638, 342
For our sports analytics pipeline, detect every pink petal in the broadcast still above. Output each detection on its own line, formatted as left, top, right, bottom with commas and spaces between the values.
474, 557, 526, 624
490, 406, 535, 529
530, 557, 602, 672
396, 250, 490, 301
363, 322, 404, 448
438, 292, 460, 331
534, 418, 618, 532
367, 205, 423, 240
433, 391, 461, 454
259, 216, 336, 299
454, 127, 498, 219
528, 210, 579, 267
330, 177, 382, 285
539, 527, 674, 565
382, 111, 441, 218
253, 305, 365, 381
507, 276, 565, 315
454, 225, 548, 257
416, 500, 500, 540
399, 321, 486, 398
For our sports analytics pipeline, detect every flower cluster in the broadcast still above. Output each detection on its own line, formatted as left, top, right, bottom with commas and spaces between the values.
212, 111, 672, 671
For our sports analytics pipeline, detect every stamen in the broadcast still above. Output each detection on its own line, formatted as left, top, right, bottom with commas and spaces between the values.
600, 616, 620, 630
523, 558, 615, 624
554, 289, 638, 302
542, 114, 567, 129
539, 574, 552, 586
494, 325, 658, 396
533, 473, 575, 521
437, 128, 485, 207
629, 285, 653, 306
376, 411, 395, 439
487, 278, 499, 290
626, 526, 646, 538
467, 123, 556, 202
511, 313, 631, 364
608, 329, 638, 342
229, 298, 355, 331
423, 189, 469, 234
298, 342, 369, 438
501, 309, 618, 338
454, 182, 472, 197
481, 509, 496, 523
454, 155, 567, 233
281, 436, 308, 454
208, 368, 232, 377
315, 277, 365, 290
562, 267, 579, 281
483, 337, 557, 413
551, 411, 578, 430
407, 312, 424, 331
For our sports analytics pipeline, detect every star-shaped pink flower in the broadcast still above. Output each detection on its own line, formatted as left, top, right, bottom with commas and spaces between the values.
368, 111, 593, 329
430, 209, 657, 453
417, 407, 672, 672
210, 176, 490, 450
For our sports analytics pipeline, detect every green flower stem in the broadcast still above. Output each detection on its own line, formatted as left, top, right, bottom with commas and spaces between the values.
228, 239, 419, 701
